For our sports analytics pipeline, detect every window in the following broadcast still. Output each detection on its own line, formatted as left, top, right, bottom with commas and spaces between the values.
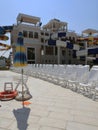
41, 38, 44, 43
41, 32, 44, 35
72, 37, 75, 43
34, 32, 38, 38
29, 31, 33, 38
45, 32, 49, 36
23, 30, 28, 37
69, 36, 71, 40
46, 46, 53, 55
45, 40, 47, 43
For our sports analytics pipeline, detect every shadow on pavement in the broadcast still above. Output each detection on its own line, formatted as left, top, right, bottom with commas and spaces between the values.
13, 106, 30, 130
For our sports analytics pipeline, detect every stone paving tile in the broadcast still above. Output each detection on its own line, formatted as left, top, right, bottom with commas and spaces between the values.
30, 103, 48, 111
53, 101, 73, 109
30, 108, 49, 117
66, 121, 98, 130
28, 115, 41, 124
72, 100, 98, 112
73, 115, 98, 126
39, 117, 66, 129
48, 111, 73, 121
71, 109, 98, 119
0, 110, 15, 119
39, 126, 65, 130
48, 105, 70, 114
34, 99, 55, 106
0, 128, 11, 130
0, 117, 14, 129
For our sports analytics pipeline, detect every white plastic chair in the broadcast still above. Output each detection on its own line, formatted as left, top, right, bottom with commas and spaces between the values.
78, 68, 98, 97
59, 65, 77, 87
68, 65, 90, 91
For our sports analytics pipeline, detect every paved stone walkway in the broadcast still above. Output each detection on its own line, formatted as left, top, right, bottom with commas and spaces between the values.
0, 71, 98, 130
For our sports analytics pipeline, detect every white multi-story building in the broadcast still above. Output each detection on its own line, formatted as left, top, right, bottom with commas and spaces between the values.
0, 13, 98, 66
11, 13, 79, 65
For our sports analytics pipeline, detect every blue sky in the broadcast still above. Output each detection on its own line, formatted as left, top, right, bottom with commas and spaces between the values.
0, 0, 98, 57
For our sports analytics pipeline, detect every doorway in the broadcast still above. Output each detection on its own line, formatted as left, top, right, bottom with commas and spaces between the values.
27, 47, 35, 64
